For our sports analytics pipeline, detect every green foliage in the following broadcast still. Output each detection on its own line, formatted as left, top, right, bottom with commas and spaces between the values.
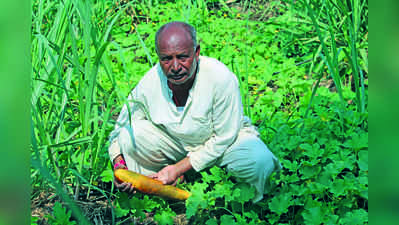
184, 166, 266, 224
46, 202, 76, 225
154, 208, 176, 225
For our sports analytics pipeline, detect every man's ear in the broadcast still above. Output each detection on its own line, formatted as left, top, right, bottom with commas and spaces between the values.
195, 44, 200, 57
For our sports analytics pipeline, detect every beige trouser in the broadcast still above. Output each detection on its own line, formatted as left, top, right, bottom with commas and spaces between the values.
117, 120, 281, 202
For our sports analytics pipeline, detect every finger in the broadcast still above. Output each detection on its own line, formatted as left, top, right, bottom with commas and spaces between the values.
122, 183, 130, 192
129, 184, 135, 193
160, 177, 168, 185
148, 173, 157, 179
114, 179, 122, 188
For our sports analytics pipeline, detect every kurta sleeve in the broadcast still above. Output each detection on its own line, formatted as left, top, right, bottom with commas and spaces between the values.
108, 87, 146, 161
188, 74, 243, 171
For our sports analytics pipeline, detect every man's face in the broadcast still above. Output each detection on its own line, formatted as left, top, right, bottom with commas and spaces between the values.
157, 29, 200, 85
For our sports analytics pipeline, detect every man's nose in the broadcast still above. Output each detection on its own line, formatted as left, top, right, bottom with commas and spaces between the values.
171, 59, 181, 74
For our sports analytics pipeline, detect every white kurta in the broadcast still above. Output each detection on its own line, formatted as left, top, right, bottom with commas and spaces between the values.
108, 56, 281, 202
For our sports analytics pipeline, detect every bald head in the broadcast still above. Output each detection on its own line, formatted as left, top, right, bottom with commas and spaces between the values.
155, 22, 197, 54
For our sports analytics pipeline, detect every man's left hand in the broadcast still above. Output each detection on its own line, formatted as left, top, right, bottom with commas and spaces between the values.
149, 165, 179, 185
150, 157, 192, 186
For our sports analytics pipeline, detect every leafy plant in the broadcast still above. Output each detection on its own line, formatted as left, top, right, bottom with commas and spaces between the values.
46, 202, 76, 225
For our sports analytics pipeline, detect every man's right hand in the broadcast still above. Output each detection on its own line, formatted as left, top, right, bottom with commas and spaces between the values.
113, 155, 135, 193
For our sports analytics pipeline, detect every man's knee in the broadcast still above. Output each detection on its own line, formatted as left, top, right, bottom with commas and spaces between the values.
224, 137, 277, 180
118, 125, 137, 155
118, 120, 155, 155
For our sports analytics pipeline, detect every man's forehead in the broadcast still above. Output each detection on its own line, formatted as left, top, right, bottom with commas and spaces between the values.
158, 25, 192, 45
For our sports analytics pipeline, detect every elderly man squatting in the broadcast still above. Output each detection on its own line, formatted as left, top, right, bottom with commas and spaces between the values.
108, 21, 281, 202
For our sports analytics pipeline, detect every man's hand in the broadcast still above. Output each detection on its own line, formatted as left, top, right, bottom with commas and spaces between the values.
149, 157, 192, 186
113, 155, 135, 193
149, 165, 179, 185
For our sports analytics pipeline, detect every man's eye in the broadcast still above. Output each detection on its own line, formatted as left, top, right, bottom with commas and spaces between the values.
161, 57, 171, 61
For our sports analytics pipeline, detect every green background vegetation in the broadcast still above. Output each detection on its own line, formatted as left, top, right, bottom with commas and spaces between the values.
29, 0, 370, 224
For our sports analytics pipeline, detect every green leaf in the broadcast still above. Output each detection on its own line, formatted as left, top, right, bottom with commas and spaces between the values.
268, 192, 293, 215
100, 168, 113, 183
201, 166, 225, 184
320, 161, 345, 179
343, 132, 368, 150
220, 215, 236, 225
129, 197, 147, 219
114, 204, 129, 218
210, 182, 233, 200
289, 184, 307, 196
186, 182, 208, 219
243, 211, 259, 221
206, 218, 218, 225
300, 164, 321, 179
301, 143, 323, 159
330, 179, 346, 196
154, 208, 176, 225
306, 181, 327, 194
339, 209, 368, 225
48, 202, 76, 225
283, 173, 300, 183
117, 192, 130, 209
31, 216, 39, 225
234, 183, 255, 203
281, 159, 299, 172
357, 150, 368, 171
325, 215, 339, 225
302, 206, 324, 225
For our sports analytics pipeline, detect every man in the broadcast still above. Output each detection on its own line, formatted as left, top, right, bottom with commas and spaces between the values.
108, 21, 281, 202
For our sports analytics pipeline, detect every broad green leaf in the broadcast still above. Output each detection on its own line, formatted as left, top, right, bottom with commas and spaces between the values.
154, 208, 176, 225
268, 192, 293, 215
302, 206, 324, 225
129, 196, 159, 219
306, 182, 327, 194
220, 215, 236, 225
300, 164, 321, 179
206, 218, 218, 225
201, 166, 225, 184
357, 150, 368, 171
302, 143, 323, 159
339, 209, 368, 225
330, 179, 346, 196
48, 202, 76, 225
234, 183, 255, 203
210, 182, 232, 200
114, 204, 129, 218
343, 132, 368, 150
281, 159, 298, 172
100, 168, 113, 183
186, 182, 208, 219
289, 184, 307, 196
325, 215, 339, 225
117, 192, 130, 209
243, 211, 259, 221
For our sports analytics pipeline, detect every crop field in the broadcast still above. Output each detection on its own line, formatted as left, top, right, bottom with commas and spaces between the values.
31, 0, 368, 224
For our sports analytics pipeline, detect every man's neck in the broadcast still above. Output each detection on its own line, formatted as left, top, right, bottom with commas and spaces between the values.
167, 72, 197, 106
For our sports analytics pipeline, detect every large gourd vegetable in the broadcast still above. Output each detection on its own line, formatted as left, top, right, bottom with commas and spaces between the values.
114, 169, 191, 201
